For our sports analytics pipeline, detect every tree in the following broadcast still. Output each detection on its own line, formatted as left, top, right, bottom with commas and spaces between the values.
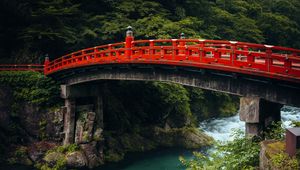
258, 12, 300, 48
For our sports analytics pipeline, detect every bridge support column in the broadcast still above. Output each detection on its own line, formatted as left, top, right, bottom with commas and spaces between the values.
95, 95, 103, 129
63, 98, 76, 145
239, 97, 282, 136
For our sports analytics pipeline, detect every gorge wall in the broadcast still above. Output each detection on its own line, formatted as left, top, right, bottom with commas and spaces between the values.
0, 71, 239, 169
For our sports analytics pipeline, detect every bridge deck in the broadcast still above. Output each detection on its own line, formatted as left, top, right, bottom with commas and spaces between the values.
1, 39, 300, 83
44, 39, 300, 83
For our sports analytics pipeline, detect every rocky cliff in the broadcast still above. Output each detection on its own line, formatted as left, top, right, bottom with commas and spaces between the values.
0, 72, 239, 169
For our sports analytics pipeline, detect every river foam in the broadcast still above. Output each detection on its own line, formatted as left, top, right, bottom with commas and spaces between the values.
199, 105, 300, 142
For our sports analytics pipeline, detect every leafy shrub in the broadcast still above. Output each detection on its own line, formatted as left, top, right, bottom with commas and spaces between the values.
0, 71, 60, 108
264, 121, 285, 140
291, 121, 300, 127
180, 130, 260, 170
270, 152, 299, 170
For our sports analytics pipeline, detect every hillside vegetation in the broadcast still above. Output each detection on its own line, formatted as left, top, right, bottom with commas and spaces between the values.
1, 0, 300, 63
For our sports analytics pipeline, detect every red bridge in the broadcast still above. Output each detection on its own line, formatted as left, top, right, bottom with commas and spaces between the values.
1, 31, 300, 83
43, 34, 300, 83
2, 28, 300, 140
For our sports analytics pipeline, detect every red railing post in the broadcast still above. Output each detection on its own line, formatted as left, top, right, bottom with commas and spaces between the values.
172, 39, 177, 60
44, 56, 49, 74
125, 26, 134, 59
179, 33, 186, 56
149, 40, 155, 60
284, 53, 292, 73
230, 41, 238, 65
265, 45, 273, 72
246, 46, 254, 63
199, 39, 205, 62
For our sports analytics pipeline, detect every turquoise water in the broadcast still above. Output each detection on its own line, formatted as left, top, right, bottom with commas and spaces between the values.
95, 148, 196, 170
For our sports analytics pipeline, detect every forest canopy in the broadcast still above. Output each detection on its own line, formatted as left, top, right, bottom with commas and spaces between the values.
1, 0, 300, 63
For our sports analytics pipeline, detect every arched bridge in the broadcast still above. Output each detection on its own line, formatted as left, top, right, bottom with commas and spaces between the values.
37, 30, 300, 107
44, 36, 300, 83
1, 31, 300, 106
1, 29, 300, 139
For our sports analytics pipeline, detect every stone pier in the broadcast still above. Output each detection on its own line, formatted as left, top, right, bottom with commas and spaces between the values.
239, 97, 282, 136
63, 98, 76, 145
61, 84, 104, 145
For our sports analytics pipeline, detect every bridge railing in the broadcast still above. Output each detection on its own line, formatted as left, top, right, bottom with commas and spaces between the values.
44, 38, 300, 83
130, 39, 300, 79
0, 64, 44, 72
46, 42, 126, 71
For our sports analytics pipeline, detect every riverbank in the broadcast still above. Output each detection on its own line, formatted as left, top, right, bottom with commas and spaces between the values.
0, 72, 239, 169
99, 106, 299, 170
1, 106, 299, 169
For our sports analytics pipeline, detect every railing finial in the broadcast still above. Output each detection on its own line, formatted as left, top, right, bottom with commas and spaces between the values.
126, 26, 133, 37
44, 54, 49, 63
125, 26, 134, 58
44, 54, 50, 74
180, 32, 185, 39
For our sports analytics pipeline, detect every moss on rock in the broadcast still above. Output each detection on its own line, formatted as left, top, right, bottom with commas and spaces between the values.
119, 133, 157, 152
261, 140, 299, 170
149, 127, 213, 149
43, 152, 65, 165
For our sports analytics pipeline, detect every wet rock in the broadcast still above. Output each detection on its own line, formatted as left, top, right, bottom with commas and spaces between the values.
93, 128, 103, 141
81, 141, 104, 168
75, 120, 84, 143
43, 152, 65, 166
66, 151, 88, 168
119, 133, 156, 152
86, 112, 96, 140
46, 107, 64, 141
28, 141, 57, 162
75, 112, 96, 144
149, 126, 213, 148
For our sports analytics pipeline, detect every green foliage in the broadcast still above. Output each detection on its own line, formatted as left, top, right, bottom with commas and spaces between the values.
41, 158, 66, 170
102, 81, 193, 131
36, 152, 66, 170
2, 0, 300, 62
291, 121, 300, 127
180, 130, 260, 170
102, 81, 238, 132
270, 152, 299, 170
187, 87, 239, 120
47, 144, 80, 155
151, 82, 193, 123
181, 121, 300, 170
14, 146, 28, 158
0, 71, 60, 116
258, 12, 300, 48
264, 121, 285, 140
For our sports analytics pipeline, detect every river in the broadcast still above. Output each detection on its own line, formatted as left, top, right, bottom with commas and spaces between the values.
96, 106, 300, 170
2, 106, 299, 170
